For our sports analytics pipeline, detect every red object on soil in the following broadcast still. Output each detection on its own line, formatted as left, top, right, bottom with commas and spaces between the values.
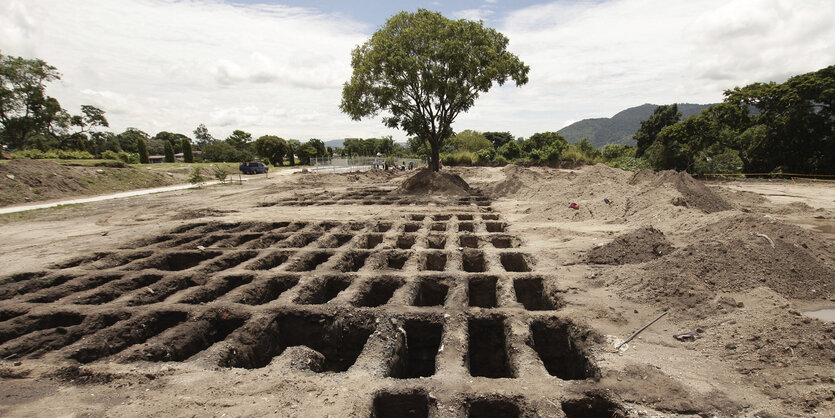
568, 202, 580, 209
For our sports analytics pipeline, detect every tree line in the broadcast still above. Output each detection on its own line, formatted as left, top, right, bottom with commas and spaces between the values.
635, 65, 834, 174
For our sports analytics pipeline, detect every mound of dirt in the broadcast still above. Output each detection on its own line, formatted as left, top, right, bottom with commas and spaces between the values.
0, 159, 179, 207
491, 165, 543, 197
613, 214, 835, 311
587, 226, 673, 264
631, 169, 732, 214
394, 169, 471, 196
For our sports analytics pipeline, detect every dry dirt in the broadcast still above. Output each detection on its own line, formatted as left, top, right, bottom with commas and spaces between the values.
0, 164, 833, 417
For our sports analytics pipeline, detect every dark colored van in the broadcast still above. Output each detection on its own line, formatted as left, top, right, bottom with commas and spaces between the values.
239, 162, 269, 174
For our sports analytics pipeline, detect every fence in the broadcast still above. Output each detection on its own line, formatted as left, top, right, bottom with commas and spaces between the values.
308, 156, 427, 173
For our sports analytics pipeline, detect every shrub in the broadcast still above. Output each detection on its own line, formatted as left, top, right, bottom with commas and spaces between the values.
453, 151, 475, 165
101, 150, 120, 161
11, 149, 97, 160
498, 140, 522, 160
188, 167, 205, 185
441, 153, 455, 166
493, 155, 508, 166
561, 146, 583, 163
475, 148, 495, 164
102, 150, 139, 164
606, 156, 652, 171
212, 165, 229, 182
528, 149, 544, 162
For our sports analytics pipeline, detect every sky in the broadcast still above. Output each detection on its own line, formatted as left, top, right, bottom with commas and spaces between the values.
1, 0, 833, 142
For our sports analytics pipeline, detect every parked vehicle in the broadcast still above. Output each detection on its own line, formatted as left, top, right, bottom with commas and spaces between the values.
239, 162, 269, 174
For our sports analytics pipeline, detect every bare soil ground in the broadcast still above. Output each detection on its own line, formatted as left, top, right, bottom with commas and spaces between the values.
0, 164, 833, 417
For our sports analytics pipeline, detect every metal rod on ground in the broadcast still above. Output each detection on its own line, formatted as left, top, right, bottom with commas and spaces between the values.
616, 310, 670, 349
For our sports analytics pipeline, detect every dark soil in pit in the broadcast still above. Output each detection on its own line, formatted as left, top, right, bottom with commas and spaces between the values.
468, 317, 512, 378
513, 277, 559, 310
529, 318, 597, 380
354, 277, 402, 307
468, 276, 498, 308
389, 319, 442, 378
413, 278, 449, 307
220, 313, 373, 371
499, 253, 531, 272
467, 398, 520, 418
397, 235, 417, 249
422, 252, 447, 271
462, 250, 487, 273
296, 276, 351, 305
561, 394, 625, 418
237, 276, 299, 305
372, 391, 431, 418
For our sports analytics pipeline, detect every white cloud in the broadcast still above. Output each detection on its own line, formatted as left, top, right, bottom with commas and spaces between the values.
1, 0, 833, 141
453, 0, 835, 136
452, 8, 495, 21
0, 0, 399, 140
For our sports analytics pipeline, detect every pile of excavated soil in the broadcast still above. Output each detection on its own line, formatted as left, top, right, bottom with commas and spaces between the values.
490, 165, 544, 197
489, 164, 731, 224
631, 169, 732, 213
394, 169, 471, 196
587, 226, 674, 264
0, 159, 179, 207
612, 214, 835, 311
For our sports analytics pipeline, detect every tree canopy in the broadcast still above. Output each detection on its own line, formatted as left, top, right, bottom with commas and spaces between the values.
340, 9, 529, 171
0, 53, 62, 149
641, 65, 834, 174
255, 135, 288, 166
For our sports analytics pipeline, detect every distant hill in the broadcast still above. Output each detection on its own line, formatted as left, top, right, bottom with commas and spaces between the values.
324, 139, 344, 149
557, 103, 713, 148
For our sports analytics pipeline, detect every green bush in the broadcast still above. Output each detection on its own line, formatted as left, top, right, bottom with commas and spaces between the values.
441, 152, 476, 166
101, 150, 120, 161
101, 150, 139, 164
475, 148, 495, 164
441, 154, 455, 166
11, 149, 96, 160
498, 141, 522, 160
561, 146, 583, 163
493, 155, 508, 166
692, 149, 743, 175
188, 167, 205, 185
212, 165, 229, 182
606, 156, 652, 171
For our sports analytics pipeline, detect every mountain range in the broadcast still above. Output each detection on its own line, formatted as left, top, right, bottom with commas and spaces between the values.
323, 103, 713, 150
557, 103, 713, 148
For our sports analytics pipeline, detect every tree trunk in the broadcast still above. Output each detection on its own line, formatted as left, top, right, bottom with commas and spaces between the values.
429, 140, 441, 172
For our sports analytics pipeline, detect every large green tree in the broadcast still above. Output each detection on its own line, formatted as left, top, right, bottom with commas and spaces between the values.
254, 135, 288, 166
193, 124, 215, 148
226, 130, 252, 150
447, 130, 492, 152
340, 9, 529, 171
634, 104, 681, 157
483, 131, 514, 148
0, 53, 63, 149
